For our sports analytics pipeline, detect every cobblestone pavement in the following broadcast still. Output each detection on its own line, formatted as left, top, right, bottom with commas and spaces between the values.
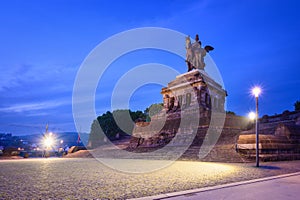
1, 158, 300, 199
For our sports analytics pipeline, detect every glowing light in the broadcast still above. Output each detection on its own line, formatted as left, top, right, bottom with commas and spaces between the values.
43, 136, 54, 148
248, 111, 256, 120
252, 86, 261, 97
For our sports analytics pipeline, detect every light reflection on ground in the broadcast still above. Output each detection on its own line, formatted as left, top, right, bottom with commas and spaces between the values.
0, 158, 299, 199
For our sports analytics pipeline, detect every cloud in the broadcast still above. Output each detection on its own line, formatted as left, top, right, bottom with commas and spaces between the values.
0, 100, 69, 113
0, 65, 30, 91
0, 63, 77, 93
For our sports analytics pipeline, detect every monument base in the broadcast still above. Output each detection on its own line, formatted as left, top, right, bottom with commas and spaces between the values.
127, 70, 250, 161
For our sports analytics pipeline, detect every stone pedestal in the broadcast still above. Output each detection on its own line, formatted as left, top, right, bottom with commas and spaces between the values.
128, 69, 227, 150
161, 69, 226, 114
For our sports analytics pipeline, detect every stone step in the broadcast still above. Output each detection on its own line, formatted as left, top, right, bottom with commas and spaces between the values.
242, 153, 300, 162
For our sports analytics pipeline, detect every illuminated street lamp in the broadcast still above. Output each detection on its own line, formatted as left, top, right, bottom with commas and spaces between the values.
43, 135, 54, 149
60, 139, 64, 149
248, 111, 256, 121
252, 86, 261, 167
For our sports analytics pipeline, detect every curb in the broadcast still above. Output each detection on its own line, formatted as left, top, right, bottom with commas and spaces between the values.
130, 171, 300, 200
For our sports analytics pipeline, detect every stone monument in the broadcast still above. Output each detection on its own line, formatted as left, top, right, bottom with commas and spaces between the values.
126, 34, 300, 162
128, 34, 245, 161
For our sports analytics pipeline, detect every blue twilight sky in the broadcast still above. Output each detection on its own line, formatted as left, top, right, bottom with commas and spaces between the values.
0, 0, 300, 135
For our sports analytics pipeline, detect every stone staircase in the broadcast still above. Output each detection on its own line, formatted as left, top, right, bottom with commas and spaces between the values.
237, 133, 300, 162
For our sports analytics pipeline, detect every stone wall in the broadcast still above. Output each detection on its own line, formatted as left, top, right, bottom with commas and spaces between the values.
237, 111, 300, 161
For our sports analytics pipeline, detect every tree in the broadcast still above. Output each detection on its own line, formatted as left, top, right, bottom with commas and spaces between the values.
88, 109, 147, 148
294, 100, 300, 111
88, 120, 104, 148
226, 111, 236, 115
144, 103, 164, 121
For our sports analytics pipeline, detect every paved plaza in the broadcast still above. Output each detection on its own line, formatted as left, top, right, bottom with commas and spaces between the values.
1, 158, 300, 199
136, 173, 300, 200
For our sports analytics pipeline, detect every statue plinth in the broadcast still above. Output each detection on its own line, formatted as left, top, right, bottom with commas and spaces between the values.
128, 69, 227, 150
161, 69, 226, 114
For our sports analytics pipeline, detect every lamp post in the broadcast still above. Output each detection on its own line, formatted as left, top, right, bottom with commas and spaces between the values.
252, 87, 261, 167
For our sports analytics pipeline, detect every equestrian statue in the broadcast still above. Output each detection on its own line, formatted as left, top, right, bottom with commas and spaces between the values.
185, 34, 214, 72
